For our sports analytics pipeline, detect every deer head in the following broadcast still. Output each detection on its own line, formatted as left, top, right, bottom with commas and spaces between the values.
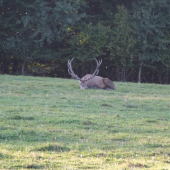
68, 58, 102, 89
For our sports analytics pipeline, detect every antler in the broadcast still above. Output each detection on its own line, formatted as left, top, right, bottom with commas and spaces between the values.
67, 58, 81, 80
84, 58, 102, 81
68, 58, 102, 81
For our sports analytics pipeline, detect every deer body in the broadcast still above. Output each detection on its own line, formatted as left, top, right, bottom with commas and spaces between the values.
80, 74, 105, 89
68, 58, 115, 90
80, 74, 115, 90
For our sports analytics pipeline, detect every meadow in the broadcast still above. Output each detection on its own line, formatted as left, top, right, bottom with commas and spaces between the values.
0, 75, 170, 170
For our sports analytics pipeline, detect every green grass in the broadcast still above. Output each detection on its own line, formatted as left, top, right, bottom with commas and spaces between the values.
0, 75, 170, 170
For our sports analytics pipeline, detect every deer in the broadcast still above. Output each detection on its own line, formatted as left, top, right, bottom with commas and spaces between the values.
68, 58, 115, 90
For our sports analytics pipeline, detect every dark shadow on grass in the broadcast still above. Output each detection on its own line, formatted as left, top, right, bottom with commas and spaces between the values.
36, 144, 70, 152
145, 143, 163, 148
111, 138, 128, 142
0, 129, 50, 142
82, 120, 95, 126
78, 165, 99, 169
54, 119, 81, 124
123, 104, 138, 109
128, 163, 150, 168
26, 164, 44, 169
0, 153, 3, 158
11, 115, 34, 120
101, 103, 112, 107
13, 164, 44, 169
145, 119, 158, 123
0, 133, 19, 140
108, 129, 122, 133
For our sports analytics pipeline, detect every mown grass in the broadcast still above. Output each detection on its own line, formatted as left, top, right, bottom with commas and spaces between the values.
0, 75, 170, 170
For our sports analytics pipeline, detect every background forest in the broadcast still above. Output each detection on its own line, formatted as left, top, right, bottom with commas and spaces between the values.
1, 0, 170, 84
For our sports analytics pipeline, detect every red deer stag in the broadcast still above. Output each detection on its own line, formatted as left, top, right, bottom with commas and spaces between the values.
68, 58, 115, 90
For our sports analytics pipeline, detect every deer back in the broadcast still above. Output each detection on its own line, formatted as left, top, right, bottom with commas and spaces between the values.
82, 74, 105, 89
103, 78, 115, 89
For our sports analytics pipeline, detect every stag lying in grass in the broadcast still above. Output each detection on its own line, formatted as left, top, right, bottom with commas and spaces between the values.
68, 58, 115, 90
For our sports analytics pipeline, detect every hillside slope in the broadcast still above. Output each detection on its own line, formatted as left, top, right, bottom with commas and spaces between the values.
0, 75, 170, 169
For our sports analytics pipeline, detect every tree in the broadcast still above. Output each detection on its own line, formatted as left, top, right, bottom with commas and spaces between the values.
108, 5, 136, 81
132, 0, 170, 83
66, 22, 110, 77
69, 22, 110, 58
1, 0, 85, 75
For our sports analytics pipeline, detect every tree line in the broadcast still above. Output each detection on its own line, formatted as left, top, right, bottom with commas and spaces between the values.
1, 0, 170, 84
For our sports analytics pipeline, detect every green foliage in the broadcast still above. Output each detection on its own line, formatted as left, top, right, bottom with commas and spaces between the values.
68, 22, 110, 60
132, 0, 170, 62
131, 0, 170, 82
0, 75, 170, 169
22, 0, 85, 46
108, 5, 136, 81
0, 0, 85, 74
110, 5, 135, 64
0, 0, 170, 83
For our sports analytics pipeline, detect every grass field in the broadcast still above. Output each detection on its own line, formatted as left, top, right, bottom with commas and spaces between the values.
0, 75, 170, 170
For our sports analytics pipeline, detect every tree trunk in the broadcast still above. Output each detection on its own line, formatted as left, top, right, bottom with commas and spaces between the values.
121, 67, 126, 82
0, 63, 3, 74
22, 61, 26, 75
4, 58, 9, 74
116, 66, 121, 81
138, 65, 142, 83
12, 58, 18, 74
